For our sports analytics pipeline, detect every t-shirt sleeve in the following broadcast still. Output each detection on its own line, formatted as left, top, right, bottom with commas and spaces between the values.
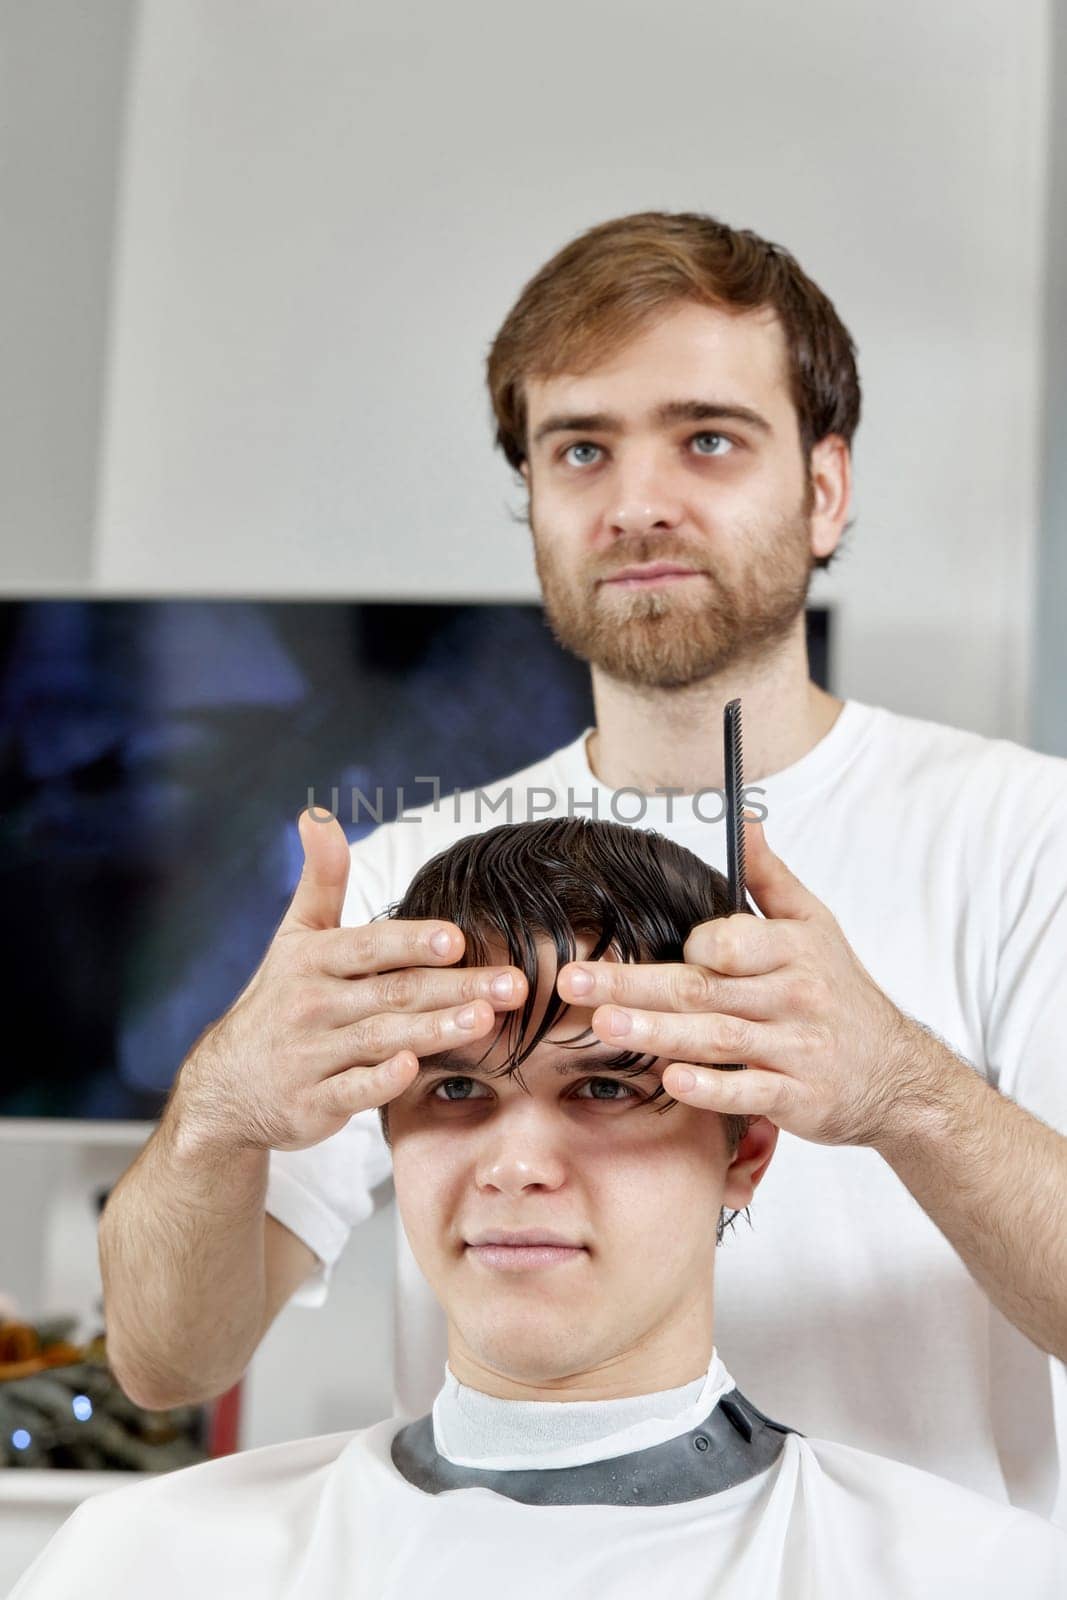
264, 826, 397, 1306
984, 767, 1067, 1135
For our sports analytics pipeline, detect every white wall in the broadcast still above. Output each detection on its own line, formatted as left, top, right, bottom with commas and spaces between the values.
83, 0, 1051, 740
242, 1189, 396, 1449
0, 0, 134, 586
1034, 0, 1067, 758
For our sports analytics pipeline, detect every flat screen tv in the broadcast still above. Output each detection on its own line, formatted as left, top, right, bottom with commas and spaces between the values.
0, 599, 830, 1120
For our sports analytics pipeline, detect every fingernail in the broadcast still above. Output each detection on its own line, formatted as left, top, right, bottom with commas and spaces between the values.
489, 973, 514, 1000
607, 1008, 632, 1037
430, 929, 453, 956
672, 1068, 696, 1091
456, 1004, 479, 1029
568, 967, 593, 995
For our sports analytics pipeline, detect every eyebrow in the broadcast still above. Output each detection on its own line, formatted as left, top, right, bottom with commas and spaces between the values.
530, 398, 773, 451
416, 1047, 658, 1078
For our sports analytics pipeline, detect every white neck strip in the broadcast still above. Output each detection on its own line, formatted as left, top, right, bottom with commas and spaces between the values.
432, 1349, 736, 1471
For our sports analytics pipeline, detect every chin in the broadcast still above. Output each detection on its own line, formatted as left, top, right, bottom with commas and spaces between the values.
593, 645, 732, 692
471, 1346, 600, 1389
459, 1309, 604, 1386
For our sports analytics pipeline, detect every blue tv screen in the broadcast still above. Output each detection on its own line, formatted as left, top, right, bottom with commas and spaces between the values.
0, 598, 829, 1120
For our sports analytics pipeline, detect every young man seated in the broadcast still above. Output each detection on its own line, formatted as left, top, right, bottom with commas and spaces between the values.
14, 818, 1067, 1598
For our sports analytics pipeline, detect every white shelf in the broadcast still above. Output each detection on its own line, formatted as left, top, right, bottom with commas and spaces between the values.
0, 1124, 154, 1343
0, 1120, 154, 1148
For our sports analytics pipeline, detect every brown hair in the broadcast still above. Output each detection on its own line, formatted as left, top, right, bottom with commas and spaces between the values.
486, 209, 861, 570
380, 816, 753, 1243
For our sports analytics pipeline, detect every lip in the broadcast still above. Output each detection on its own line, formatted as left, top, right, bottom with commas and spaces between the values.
464, 1229, 588, 1274
466, 1243, 587, 1272
601, 563, 702, 586
466, 1229, 583, 1248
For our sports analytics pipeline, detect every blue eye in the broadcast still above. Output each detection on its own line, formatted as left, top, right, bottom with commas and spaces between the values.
692, 432, 732, 455
431, 1076, 489, 1102
563, 442, 600, 467
574, 1077, 641, 1103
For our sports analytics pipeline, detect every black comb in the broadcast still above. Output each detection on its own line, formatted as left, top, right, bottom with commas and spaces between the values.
721, 698, 748, 1071
723, 697, 747, 915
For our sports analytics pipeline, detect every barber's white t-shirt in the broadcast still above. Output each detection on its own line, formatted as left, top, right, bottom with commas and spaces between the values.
264, 700, 1067, 1525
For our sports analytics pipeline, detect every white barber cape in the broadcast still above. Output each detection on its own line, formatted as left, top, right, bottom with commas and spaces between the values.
12, 1354, 1067, 1599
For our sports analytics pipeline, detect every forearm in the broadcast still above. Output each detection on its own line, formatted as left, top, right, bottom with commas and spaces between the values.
875, 1032, 1067, 1361
98, 1088, 270, 1409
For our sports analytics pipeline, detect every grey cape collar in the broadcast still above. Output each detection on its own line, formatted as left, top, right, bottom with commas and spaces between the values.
391, 1387, 798, 1507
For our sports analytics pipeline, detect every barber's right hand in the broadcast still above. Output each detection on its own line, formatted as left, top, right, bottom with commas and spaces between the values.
172, 808, 527, 1153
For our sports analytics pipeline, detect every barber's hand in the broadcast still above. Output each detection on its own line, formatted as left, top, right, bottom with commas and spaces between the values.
557, 818, 938, 1149
174, 809, 526, 1153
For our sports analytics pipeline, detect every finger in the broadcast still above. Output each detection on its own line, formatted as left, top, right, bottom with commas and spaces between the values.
556, 959, 784, 1022
279, 809, 353, 934
661, 1061, 802, 1123
314, 919, 468, 979
682, 914, 805, 977
357, 963, 529, 1016
291, 964, 527, 1034
742, 818, 823, 923
318, 997, 502, 1073
590, 1005, 787, 1068
318, 1049, 421, 1118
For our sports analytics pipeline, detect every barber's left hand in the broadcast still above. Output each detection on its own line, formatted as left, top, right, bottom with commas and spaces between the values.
556, 818, 946, 1149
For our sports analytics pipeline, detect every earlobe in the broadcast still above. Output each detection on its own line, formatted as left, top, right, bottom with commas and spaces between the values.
721, 1116, 779, 1211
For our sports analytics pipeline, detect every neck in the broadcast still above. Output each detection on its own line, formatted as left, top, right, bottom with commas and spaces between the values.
429, 1344, 735, 1473
585, 621, 843, 793
447, 1298, 714, 1404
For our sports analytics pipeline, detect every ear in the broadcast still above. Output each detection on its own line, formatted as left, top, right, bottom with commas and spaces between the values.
807, 434, 851, 563
721, 1116, 778, 1211
519, 460, 529, 483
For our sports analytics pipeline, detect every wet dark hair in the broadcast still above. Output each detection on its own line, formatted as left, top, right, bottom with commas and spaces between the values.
381, 815, 753, 1243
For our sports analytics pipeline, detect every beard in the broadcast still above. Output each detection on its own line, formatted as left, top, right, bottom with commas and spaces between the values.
530, 497, 816, 691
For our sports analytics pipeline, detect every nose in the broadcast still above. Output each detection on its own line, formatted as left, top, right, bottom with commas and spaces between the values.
474, 1104, 568, 1198
606, 446, 685, 539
